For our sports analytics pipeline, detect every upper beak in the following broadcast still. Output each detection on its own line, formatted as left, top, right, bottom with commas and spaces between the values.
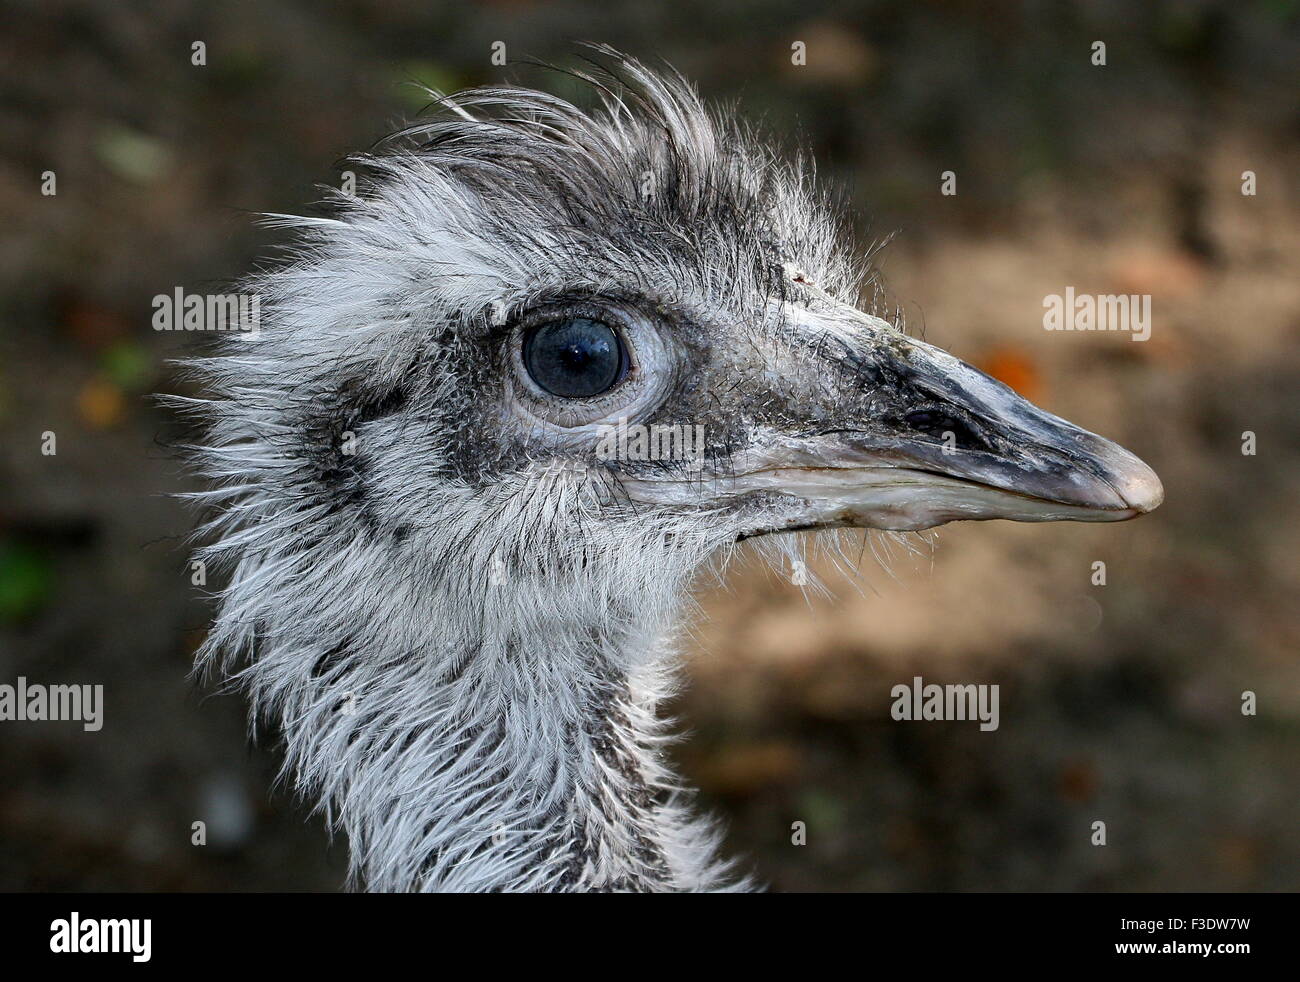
728, 306, 1164, 534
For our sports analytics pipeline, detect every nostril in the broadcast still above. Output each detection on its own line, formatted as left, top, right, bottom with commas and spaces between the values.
903, 410, 946, 434
902, 409, 984, 448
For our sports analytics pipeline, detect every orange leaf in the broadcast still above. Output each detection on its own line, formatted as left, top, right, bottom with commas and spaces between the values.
77, 378, 126, 429
975, 347, 1042, 401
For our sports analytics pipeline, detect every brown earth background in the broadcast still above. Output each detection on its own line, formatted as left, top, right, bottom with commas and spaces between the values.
0, 0, 1296, 890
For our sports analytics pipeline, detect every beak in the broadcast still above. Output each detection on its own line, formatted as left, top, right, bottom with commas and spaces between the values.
727, 305, 1164, 534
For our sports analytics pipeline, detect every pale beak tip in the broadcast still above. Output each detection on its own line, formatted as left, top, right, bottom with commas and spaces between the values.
1112, 456, 1164, 515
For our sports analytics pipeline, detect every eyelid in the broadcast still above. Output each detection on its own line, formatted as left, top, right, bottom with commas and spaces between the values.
517, 300, 631, 334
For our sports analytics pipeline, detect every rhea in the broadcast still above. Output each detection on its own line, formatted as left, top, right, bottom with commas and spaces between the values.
181, 53, 1162, 891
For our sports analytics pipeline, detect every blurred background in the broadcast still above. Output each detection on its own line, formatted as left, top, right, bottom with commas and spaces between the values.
1, 0, 1297, 890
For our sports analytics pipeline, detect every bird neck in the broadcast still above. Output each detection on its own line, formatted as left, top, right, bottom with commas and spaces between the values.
282, 588, 737, 892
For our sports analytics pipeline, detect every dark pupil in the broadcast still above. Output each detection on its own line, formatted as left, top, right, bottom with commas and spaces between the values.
523, 318, 623, 398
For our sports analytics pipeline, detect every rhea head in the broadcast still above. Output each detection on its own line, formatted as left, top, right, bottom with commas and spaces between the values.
198, 49, 1164, 635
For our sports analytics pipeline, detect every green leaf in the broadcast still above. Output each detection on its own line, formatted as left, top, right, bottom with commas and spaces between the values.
0, 542, 55, 622
101, 341, 153, 391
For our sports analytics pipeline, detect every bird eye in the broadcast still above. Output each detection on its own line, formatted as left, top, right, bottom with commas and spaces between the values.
523, 317, 628, 399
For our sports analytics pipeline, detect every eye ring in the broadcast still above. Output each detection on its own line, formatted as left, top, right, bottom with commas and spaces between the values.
522, 317, 629, 399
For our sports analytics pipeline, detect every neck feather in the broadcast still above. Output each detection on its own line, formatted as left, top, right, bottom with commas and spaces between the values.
235, 578, 741, 891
